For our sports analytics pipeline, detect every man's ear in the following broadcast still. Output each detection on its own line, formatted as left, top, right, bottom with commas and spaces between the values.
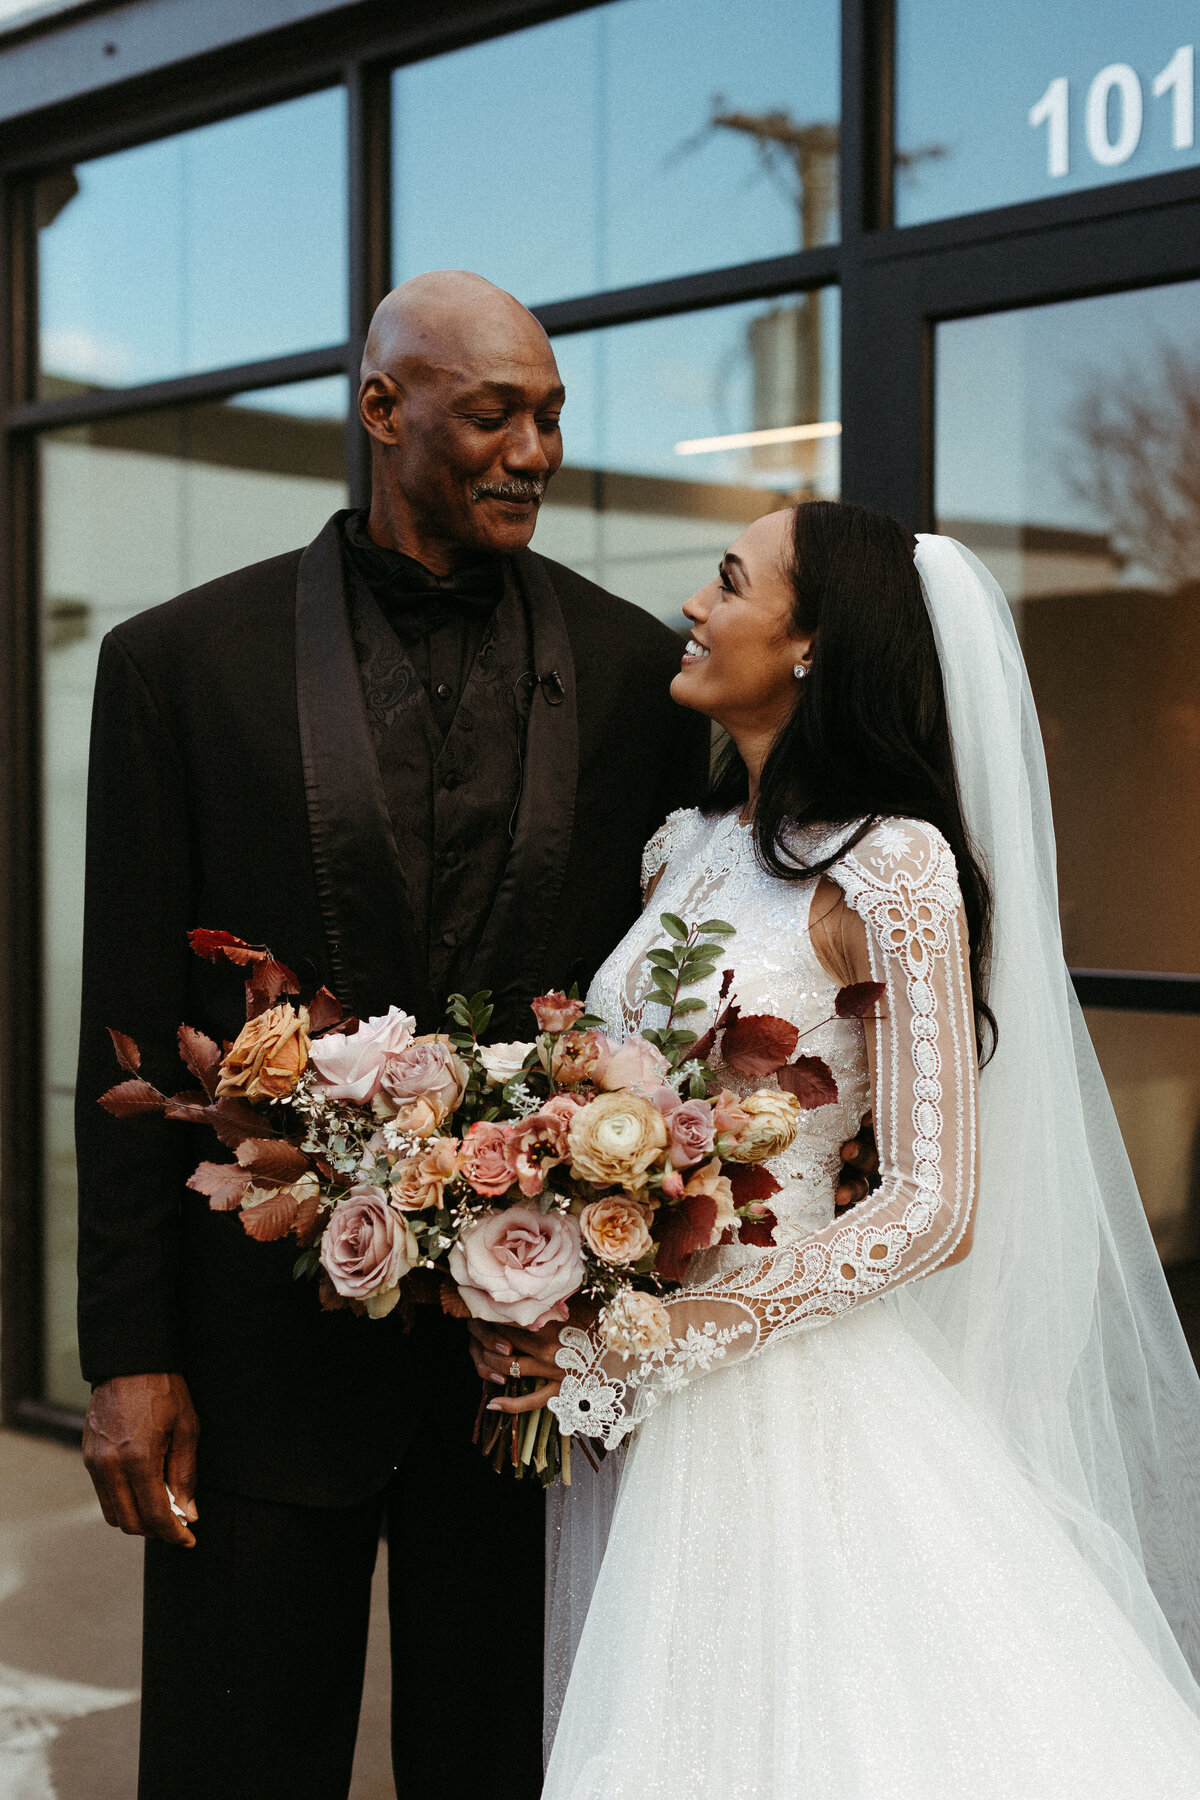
358, 373, 402, 445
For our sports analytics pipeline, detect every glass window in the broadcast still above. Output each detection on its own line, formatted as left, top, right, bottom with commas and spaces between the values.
935, 281, 1200, 975
536, 290, 839, 625
40, 378, 348, 1410
392, 0, 839, 304
37, 89, 348, 395
896, 3, 1200, 226
1084, 1009, 1200, 1268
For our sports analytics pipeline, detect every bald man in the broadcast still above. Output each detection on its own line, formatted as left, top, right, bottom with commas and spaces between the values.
73, 272, 708, 1800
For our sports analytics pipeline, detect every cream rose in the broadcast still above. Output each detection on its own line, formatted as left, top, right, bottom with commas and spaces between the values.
390, 1137, 460, 1211
479, 1040, 536, 1087
599, 1289, 673, 1358
448, 1204, 584, 1329
580, 1196, 654, 1266
568, 1089, 669, 1189
600, 1036, 671, 1094
216, 1002, 310, 1101
723, 1089, 802, 1163
306, 1005, 414, 1105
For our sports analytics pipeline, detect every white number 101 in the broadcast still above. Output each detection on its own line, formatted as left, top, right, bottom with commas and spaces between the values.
1029, 45, 1194, 179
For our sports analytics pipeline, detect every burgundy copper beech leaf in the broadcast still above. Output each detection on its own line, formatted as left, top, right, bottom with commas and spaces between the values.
738, 1209, 779, 1247
240, 1188, 300, 1242
655, 1192, 718, 1284
306, 986, 344, 1035
721, 1012, 800, 1077
246, 956, 302, 1019
835, 980, 886, 1020
440, 1279, 472, 1320
777, 1054, 839, 1110
187, 928, 268, 967
187, 1161, 253, 1212
178, 1024, 222, 1100
294, 1189, 324, 1247
728, 1163, 782, 1206
98, 1079, 167, 1118
234, 1138, 311, 1182
107, 1028, 141, 1075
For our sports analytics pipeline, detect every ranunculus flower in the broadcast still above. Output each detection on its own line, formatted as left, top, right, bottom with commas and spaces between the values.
307, 1005, 414, 1105
479, 1040, 536, 1087
448, 1204, 584, 1328
666, 1097, 716, 1169
682, 1156, 738, 1243
600, 1036, 671, 1095
217, 1002, 310, 1101
457, 1120, 517, 1198
550, 1028, 612, 1088
390, 1137, 459, 1211
568, 1089, 669, 1189
723, 1089, 802, 1163
599, 1289, 672, 1357
378, 1035, 470, 1136
510, 1112, 571, 1198
318, 1185, 418, 1317
580, 1196, 654, 1266
531, 991, 587, 1034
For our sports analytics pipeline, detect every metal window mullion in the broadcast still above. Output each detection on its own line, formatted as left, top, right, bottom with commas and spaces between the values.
345, 57, 392, 511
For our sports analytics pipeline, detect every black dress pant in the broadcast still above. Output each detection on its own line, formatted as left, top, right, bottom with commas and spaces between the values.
139, 1411, 545, 1800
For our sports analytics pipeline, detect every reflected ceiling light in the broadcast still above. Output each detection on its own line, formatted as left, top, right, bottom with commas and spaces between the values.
674, 421, 843, 455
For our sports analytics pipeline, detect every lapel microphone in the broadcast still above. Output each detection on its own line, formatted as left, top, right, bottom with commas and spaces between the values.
538, 670, 566, 705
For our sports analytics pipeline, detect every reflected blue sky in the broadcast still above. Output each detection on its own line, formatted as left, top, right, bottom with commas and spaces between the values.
898, 1, 1199, 225
393, 0, 839, 303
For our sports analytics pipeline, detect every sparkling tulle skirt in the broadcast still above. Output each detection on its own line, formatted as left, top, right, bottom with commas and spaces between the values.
542, 1300, 1200, 1799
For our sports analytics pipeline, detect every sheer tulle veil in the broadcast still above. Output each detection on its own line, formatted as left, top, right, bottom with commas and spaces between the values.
544, 533, 1200, 1747
904, 533, 1200, 1699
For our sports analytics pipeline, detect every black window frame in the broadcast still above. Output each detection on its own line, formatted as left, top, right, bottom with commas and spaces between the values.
3, 0, 1199, 1437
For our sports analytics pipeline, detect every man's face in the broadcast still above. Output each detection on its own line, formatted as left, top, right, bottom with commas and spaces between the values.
360, 340, 565, 559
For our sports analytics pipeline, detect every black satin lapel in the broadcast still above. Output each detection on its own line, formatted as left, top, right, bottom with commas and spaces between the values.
463, 550, 578, 1014
294, 514, 437, 1025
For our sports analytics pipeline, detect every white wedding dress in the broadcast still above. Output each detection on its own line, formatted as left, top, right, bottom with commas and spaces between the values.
541, 536, 1200, 1798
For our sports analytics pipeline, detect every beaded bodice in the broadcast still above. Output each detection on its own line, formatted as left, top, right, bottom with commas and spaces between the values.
586, 808, 871, 1249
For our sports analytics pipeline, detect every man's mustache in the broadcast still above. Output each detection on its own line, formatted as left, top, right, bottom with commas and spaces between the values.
471, 478, 546, 505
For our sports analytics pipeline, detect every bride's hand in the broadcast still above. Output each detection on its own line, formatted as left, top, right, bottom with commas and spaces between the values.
468, 1316, 566, 1414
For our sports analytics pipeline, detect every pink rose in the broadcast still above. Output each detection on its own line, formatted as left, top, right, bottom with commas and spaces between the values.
448, 1204, 584, 1328
318, 1185, 418, 1314
601, 1036, 671, 1094
308, 1005, 415, 1105
457, 1120, 517, 1198
510, 1108, 573, 1197
550, 1028, 612, 1088
539, 1092, 584, 1132
531, 991, 586, 1034
666, 1097, 717, 1169
379, 1036, 470, 1134
713, 1088, 750, 1137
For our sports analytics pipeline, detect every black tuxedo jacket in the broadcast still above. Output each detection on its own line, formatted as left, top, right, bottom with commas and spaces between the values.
75, 514, 707, 1506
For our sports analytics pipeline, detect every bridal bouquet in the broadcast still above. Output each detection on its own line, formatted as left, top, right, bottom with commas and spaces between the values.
100, 916, 875, 1483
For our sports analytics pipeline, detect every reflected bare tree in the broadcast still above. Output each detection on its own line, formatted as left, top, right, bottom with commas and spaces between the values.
1065, 342, 1200, 590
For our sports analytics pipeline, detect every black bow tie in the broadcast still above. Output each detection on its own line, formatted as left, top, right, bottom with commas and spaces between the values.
342, 509, 504, 623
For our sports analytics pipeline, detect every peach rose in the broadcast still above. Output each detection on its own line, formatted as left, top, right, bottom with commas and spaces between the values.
580, 1196, 654, 1266
390, 1136, 460, 1212
600, 1036, 671, 1094
599, 1289, 672, 1357
307, 1005, 414, 1105
531, 991, 586, 1034
723, 1089, 802, 1163
479, 1040, 536, 1087
448, 1203, 584, 1328
713, 1088, 751, 1137
568, 1089, 669, 1189
682, 1156, 738, 1244
216, 1002, 310, 1101
378, 1035, 470, 1135
318, 1185, 418, 1317
551, 1028, 612, 1088
457, 1120, 517, 1198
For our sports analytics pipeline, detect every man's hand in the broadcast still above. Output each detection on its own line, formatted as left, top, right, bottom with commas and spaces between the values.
836, 1112, 880, 1209
83, 1373, 200, 1548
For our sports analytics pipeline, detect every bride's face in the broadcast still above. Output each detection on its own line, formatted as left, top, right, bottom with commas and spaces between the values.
671, 509, 812, 736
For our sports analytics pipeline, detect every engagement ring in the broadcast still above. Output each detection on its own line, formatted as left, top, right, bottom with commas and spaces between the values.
509, 1359, 522, 1380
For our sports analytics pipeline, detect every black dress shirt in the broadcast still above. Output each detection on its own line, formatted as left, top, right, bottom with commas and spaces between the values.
339, 508, 503, 741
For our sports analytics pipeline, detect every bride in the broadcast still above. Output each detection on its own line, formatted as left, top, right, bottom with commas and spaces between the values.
472, 501, 1200, 1796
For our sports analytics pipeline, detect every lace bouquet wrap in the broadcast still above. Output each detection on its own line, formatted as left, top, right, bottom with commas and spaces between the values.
99, 916, 875, 1484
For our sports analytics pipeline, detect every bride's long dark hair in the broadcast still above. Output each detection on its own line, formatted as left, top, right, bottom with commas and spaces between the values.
704, 499, 997, 1057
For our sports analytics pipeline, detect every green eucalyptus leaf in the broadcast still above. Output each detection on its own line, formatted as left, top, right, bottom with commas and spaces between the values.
645, 948, 677, 971
659, 912, 688, 942
697, 919, 736, 935
685, 963, 719, 983
674, 996, 707, 1014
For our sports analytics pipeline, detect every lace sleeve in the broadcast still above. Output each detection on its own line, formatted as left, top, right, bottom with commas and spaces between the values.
640, 807, 700, 900
550, 819, 980, 1446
